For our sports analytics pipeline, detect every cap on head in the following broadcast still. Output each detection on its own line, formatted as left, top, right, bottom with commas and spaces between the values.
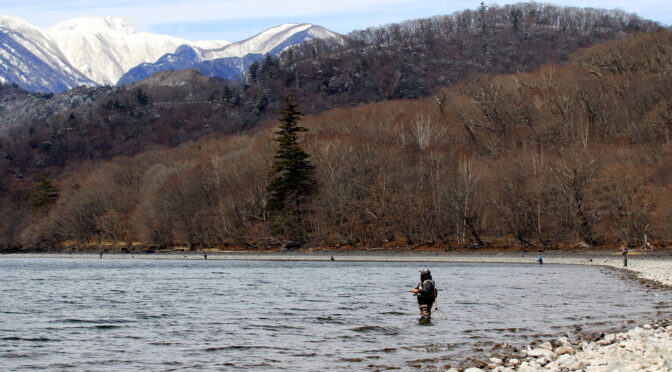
419, 269, 431, 275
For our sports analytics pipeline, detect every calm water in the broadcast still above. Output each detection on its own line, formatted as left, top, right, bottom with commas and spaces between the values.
1, 258, 670, 371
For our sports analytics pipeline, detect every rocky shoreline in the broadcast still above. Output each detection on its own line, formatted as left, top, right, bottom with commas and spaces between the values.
451, 255, 672, 372
455, 320, 672, 372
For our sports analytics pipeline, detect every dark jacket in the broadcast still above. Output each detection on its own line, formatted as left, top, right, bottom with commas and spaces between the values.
416, 279, 436, 305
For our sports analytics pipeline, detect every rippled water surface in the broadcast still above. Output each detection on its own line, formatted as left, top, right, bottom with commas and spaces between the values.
1, 258, 671, 371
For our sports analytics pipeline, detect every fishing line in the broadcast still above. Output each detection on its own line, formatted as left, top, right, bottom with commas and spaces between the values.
432, 308, 448, 320
433, 296, 449, 320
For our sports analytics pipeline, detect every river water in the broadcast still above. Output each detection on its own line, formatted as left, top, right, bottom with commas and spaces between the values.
1, 258, 670, 371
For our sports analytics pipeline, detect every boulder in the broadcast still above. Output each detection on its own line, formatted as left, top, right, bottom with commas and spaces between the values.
489, 357, 503, 365
517, 365, 537, 372
527, 348, 554, 358
555, 345, 575, 355
556, 336, 571, 346
561, 360, 586, 370
537, 357, 550, 366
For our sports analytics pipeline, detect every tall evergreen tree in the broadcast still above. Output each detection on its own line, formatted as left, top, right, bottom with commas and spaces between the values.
31, 175, 58, 213
266, 95, 316, 236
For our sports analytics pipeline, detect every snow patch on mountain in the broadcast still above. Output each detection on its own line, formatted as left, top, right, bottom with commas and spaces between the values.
117, 23, 341, 86
0, 15, 94, 92
0, 15, 339, 92
204, 23, 339, 60
46, 17, 229, 85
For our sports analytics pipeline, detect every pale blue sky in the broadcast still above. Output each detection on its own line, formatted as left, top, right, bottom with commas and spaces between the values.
2, 0, 670, 42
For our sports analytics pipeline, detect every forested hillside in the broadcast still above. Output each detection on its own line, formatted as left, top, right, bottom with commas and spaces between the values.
0, 3, 658, 165
9, 31, 672, 251
0, 3, 668, 251
260, 2, 661, 107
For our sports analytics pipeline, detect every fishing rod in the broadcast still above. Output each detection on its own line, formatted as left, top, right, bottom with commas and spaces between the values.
377, 289, 447, 294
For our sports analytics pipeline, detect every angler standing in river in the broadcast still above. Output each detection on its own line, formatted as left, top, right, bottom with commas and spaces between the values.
411, 269, 437, 321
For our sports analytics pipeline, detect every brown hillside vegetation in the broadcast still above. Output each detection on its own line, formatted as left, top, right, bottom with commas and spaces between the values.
9, 31, 672, 251
0, 3, 663, 251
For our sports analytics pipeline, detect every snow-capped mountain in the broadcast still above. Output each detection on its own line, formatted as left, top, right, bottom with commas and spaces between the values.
0, 15, 94, 92
0, 15, 339, 93
117, 45, 262, 86
204, 23, 338, 59
45, 17, 229, 86
117, 23, 341, 86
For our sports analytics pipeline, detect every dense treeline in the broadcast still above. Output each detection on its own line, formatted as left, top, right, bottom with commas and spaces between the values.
261, 2, 660, 108
13, 31, 672, 251
0, 3, 666, 250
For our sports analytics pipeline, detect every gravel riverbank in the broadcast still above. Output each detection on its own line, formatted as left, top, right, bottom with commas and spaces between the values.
448, 254, 672, 372
456, 320, 672, 372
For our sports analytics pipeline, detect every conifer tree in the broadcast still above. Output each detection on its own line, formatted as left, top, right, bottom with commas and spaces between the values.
266, 95, 316, 236
31, 175, 58, 213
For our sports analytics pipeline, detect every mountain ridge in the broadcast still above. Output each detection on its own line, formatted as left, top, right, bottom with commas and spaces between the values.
45, 16, 230, 86
0, 15, 94, 92
0, 15, 339, 92
117, 23, 341, 85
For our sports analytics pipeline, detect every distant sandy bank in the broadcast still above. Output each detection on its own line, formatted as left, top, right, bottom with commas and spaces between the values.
3, 250, 671, 287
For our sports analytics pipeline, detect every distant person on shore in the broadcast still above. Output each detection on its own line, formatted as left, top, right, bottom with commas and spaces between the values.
537, 255, 543, 265
621, 245, 628, 267
411, 269, 437, 321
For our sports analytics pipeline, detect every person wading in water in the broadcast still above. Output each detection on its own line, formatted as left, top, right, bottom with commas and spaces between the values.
411, 269, 437, 321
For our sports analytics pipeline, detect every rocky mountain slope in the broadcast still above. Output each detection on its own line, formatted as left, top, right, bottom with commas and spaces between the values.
117, 24, 341, 85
